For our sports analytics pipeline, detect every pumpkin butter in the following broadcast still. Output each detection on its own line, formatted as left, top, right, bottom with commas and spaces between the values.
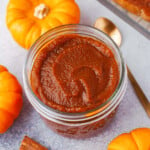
31, 34, 119, 113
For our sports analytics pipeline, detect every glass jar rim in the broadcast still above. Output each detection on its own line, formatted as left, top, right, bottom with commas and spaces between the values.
23, 24, 126, 121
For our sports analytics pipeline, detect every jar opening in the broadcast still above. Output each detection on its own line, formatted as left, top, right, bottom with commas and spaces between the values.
23, 24, 126, 122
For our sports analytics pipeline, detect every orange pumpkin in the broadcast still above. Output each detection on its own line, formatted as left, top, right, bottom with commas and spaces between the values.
6, 0, 80, 49
0, 65, 23, 134
108, 128, 150, 150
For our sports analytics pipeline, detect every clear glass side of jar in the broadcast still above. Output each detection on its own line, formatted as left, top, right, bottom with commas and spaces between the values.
23, 24, 127, 138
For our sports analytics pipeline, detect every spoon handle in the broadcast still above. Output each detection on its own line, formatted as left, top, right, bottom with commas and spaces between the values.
127, 67, 150, 118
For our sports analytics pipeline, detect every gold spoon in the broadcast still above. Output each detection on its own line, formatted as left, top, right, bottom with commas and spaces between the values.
94, 17, 122, 47
94, 17, 150, 118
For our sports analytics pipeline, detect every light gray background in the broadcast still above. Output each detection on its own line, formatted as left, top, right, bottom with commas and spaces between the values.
0, 0, 150, 150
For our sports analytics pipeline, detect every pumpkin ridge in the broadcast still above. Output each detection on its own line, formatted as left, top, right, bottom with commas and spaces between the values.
0, 109, 14, 134
25, 22, 41, 49
7, 0, 32, 10
8, 18, 35, 32
7, 7, 26, 13
0, 107, 17, 119
0, 108, 15, 119
9, 18, 36, 47
41, 22, 53, 30
0, 72, 20, 83
6, 9, 26, 27
27, 0, 40, 7
52, 1, 79, 12
0, 71, 8, 75
51, 1, 80, 20
7, 16, 25, 28
51, 0, 75, 9
130, 132, 139, 150
0, 78, 22, 93
0, 92, 22, 118
131, 128, 150, 149
49, 12, 78, 24
42, 15, 63, 29
49, 16, 63, 25
51, 11, 78, 22
0, 72, 16, 81
21, 19, 36, 40
25, 0, 34, 6
47, 17, 62, 26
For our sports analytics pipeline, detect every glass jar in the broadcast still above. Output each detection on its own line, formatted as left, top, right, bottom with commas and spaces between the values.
23, 24, 127, 138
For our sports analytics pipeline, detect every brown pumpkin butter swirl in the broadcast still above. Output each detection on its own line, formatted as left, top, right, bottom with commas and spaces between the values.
31, 34, 119, 113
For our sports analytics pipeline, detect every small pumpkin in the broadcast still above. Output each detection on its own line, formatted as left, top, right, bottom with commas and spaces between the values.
0, 65, 23, 134
6, 0, 80, 49
108, 128, 150, 150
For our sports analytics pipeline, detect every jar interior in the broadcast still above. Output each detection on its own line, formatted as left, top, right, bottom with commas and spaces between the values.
24, 24, 125, 121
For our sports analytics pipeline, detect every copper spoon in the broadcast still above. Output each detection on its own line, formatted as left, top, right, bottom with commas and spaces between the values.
94, 17, 150, 118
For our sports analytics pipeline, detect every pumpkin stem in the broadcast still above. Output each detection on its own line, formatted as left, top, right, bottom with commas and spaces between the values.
34, 4, 49, 19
